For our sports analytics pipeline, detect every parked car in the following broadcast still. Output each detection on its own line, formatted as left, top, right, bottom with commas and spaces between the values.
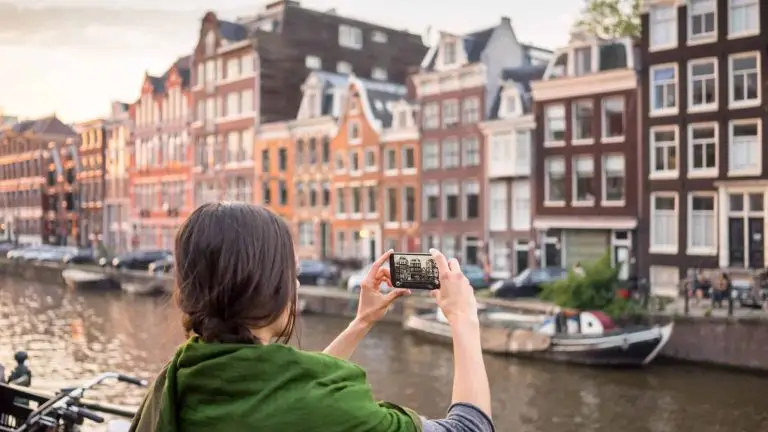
462, 265, 490, 290
297, 260, 340, 286
106, 250, 172, 271
0, 242, 16, 255
15, 245, 57, 262
731, 279, 768, 309
346, 262, 390, 293
148, 255, 174, 275
34, 246, 74, 263
6, 245, 32, 259
490, 267, 569, 299
62, 248, 96, 265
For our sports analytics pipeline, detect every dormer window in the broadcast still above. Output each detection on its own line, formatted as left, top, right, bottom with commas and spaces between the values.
205, 32, 216, 55
504, 93, 518, 116
574, 47, 592, 75
307, 92, 318, 118
551, 54, 568, 78
443, 41, 457, 65
396, 109, 409, 128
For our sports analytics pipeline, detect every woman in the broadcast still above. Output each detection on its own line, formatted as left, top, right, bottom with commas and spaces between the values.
130, 203, 493, 432
712, 272, 731, 308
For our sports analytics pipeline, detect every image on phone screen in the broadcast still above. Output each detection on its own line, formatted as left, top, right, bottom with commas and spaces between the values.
389, 253, 440, 290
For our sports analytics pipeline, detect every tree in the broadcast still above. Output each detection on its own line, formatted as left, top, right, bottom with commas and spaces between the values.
574, 0, 641, 39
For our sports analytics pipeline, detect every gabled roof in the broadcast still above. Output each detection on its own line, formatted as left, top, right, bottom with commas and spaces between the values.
349, 76, 407, 131
8, 115, 76, 136
488, 65, 547, 119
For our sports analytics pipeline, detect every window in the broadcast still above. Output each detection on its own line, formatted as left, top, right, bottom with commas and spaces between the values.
489, 182, 507, 231
544, 104, 565, 143
729, 119, 761, 174
443, 183, 459, 220
371, 67, 387, 80
334, 152, 345, 172
504, 94, 517, 116
573, 47, 592, 75
462, 98, 480, 123
650, 127, 678, 177
336, 231, 346, 257
364, 149, 376, 170
309, 183, 318, 207
367, 186, 377, 213
348, 120, 360, 143
650, 65, 678, 113
263, 182, 272, 204
385, 149, 397, 171
322, 137, 330, 164
424, 183, 439, 221
305, 55, 321, 69
729, 52, 760, 106
402, 147, 415, 170
423, 141, 439, 170
337, 61, 352, 74
442, 138, 460, 168
650, 5, 677, 49
422, 103, 439, 129
339, 24, 363, 49
512, 181, 531, 231
688, 194, 716, 253
403, 187, 415, 222
729, 0, 759, 36
298, 222, 314, 247
651, 194, 678, 252
279, 181, 288, 205
371, 30, 388, 43
322, 183, 330, 206
602, 155, 625, 203
601, 97, 625, 140
386, 188, 398, 222
545, 157, 565, 203
572, 100, 594, 141
278, 148, 287, 171
462, 137, 480, 166
349, 151, 360, 172
515, 131, 531, 173
688, 58, 717, 109
572, 156, 594, 203
351, 187, 361, 214
688, 0, 716, 41
442, 100, 459, 127
688, 123, 717, 175
261, 149, 270, 172
443, 40, 457, 65
463, 181, 479, 219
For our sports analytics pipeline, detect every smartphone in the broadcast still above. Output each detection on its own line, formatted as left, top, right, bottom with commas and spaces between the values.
388, 252, 440, 290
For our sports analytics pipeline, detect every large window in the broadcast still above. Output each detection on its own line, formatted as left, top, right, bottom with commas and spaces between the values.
688, 123, 717, 175
462, 137, 480, 166
422, 141, 439, 170
729, 0, 759, 37
385, 188, 398, 222
651, 194, 678, 253
729, 119, 761, 174
688, 0, 716, 41
442, 138, 460, 168
545, 157, 565, 203
601, 96, 625, 140
688, 58, 717, 109
649, 5, 677, 49
650, 65, 678, 113
423, 183, 439, 221
403, 186, 415, 222
688, 194, 717, 253
572, 99, 594, 141
512, 181, 530, 231
422, 103, 439, 129
573, 47, 593, 76
463, 181, 480, 219
442, 100, 459, 127
602, 154, 625, 203
650, 127, 678, 177
443, 182, 459, 220
489, 182, 507, 231
338, 24, 363, 49
544, 104, 565, 143
572, 156, 594, 204
729, 52, 760, 107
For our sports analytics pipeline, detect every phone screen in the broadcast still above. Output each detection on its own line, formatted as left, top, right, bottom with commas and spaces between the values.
388, 252, 440, 290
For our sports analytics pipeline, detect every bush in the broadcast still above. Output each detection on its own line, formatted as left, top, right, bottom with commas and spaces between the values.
539, 253, 643, 318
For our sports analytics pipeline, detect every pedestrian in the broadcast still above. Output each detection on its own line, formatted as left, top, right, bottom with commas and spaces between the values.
7, 351, 31, 386
712, 272, 731, 309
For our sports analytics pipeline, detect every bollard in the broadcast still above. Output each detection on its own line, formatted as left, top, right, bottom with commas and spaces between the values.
728, 290, 734, 317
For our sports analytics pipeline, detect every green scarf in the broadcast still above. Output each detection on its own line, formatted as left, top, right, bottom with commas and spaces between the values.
129, 337, 422, 432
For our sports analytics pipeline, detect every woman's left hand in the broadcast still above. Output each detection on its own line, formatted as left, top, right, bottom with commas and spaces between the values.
356, 250, 411, 325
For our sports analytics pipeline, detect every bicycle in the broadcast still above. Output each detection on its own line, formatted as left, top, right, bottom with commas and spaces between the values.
0, 372, 147, 431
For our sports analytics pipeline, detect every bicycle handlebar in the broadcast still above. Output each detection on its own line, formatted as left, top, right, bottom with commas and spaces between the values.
67, 405, 105, 424
117, 374, 148, 387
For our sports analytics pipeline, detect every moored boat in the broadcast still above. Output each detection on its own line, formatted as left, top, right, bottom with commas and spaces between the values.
62, 268, 118, 291
406, 308, 673, 367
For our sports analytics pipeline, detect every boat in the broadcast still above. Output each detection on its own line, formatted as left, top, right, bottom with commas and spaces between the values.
405, 308, 673, 367
62, 268, 118, 291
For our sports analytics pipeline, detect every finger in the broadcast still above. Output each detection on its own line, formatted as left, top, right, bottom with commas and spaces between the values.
448, 258, 461, 273
429, 248, 451, 277
375, 267, 391, 281
367, 250, 393, 280
430, 289, 441, 300
384, 288, 410, 303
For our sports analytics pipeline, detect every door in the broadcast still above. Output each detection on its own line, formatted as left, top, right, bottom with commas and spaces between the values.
544, 243, 560, 267
729, 218, 746, 268
748, 217, 764, 269
614, 246, 630, 280
515, 249, 529, 275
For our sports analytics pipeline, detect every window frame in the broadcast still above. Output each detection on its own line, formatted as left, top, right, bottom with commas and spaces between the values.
650, 192, 679, 255
601, 96, 625, 143
687, 57, 718, 112
687, 192, 718, 255
571, 99, 595, 145
543, 103, 566, 147
601, 153, 625, 206
649, 63, 679, 117
649, 125, 680, 179
544, 156, 566, 206
649, 4, 678, 52
728, 118, 762, 176
687, 122, 719, 178
727, 0, 760, 39
728, 51, 761, 109
571, 155, 595, 206
687, 0, 718, 45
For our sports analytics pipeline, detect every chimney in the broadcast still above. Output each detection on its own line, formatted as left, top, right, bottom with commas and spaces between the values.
501, 16, 511, 26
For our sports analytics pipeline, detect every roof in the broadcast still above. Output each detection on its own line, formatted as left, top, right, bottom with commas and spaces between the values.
307, 71, 406, 124
219, 19, 249, 42
488, 64, 547, 119
147, 54, 193, 94
5, 115, 76, 137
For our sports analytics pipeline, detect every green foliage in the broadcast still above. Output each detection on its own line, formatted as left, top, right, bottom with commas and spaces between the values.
574, 0, 641, 39
539, 253, 642, 318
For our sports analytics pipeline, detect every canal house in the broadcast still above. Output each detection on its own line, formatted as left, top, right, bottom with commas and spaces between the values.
530, 32, 639, 279
639, 0, 768, 296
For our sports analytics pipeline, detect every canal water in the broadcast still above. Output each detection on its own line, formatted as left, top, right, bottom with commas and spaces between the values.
1, 278, 767, 431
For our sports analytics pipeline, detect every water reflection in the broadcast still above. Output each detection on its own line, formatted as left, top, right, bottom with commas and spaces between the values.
1, 279, 767, 431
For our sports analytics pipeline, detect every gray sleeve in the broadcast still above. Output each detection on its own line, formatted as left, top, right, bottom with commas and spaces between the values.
420, 403, 495, 432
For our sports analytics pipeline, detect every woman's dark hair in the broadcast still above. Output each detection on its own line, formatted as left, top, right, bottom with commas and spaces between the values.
174, 202, 298, 344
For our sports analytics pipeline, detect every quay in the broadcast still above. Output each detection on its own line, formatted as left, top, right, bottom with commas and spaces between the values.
1, 259, 767, 373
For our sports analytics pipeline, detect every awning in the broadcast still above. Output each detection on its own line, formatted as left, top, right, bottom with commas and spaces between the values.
533, 216, 637, 230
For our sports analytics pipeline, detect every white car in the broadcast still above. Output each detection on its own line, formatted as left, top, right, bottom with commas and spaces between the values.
346, 262, 391, 293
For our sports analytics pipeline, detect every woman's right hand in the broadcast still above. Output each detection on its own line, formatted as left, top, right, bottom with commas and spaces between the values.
429, 248, 479, 326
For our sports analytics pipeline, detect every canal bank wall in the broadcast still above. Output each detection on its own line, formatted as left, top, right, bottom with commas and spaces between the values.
1, 259, 767, 372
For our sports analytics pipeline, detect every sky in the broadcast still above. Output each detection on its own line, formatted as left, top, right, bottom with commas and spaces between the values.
0, 0, 582, 123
